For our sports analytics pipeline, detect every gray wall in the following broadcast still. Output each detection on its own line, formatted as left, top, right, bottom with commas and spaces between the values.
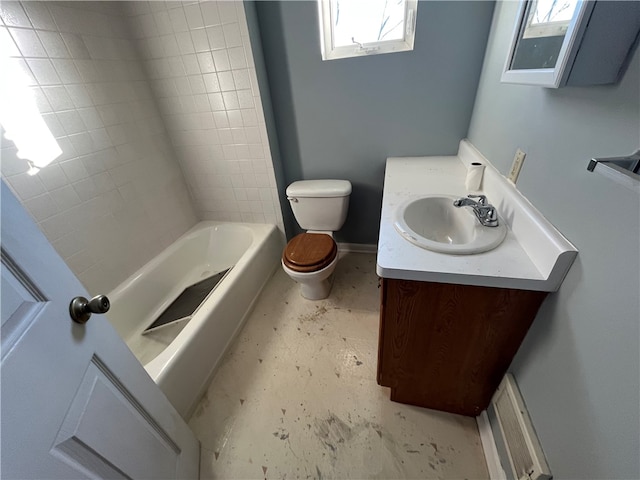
468, 2, 639, 478
254, 1, 495, 243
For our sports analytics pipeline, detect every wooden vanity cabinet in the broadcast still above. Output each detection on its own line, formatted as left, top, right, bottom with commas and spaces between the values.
377, 278, 547, 416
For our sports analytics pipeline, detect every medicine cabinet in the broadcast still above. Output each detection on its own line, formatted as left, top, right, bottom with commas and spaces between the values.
501, 0, 640, 88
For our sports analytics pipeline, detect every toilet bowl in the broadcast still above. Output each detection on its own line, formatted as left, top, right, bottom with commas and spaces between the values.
282, 179, 351, 300
282, 232, 338, 300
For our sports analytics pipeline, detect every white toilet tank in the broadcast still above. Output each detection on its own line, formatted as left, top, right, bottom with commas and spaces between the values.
286, 180, 351, 231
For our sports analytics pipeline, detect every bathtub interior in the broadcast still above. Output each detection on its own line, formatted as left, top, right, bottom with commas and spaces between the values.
130, 320, 189, 366
106, 224, 253, 366
143, 267, 232, 333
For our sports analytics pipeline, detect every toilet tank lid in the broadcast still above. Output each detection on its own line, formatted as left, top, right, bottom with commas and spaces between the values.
286, 180, 352, 198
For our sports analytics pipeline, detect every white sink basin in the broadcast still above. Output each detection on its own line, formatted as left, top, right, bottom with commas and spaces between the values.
393, 195, 507, 254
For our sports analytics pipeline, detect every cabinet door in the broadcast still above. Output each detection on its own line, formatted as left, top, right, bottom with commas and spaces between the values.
376, 277, 392, 387
377, 277, 416, 389
377, 278, 546, 416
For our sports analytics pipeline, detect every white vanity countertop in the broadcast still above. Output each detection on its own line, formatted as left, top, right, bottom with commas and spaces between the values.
376, 141, 578, 292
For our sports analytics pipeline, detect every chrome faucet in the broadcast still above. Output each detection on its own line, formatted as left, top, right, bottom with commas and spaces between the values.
453, 194, 500, 227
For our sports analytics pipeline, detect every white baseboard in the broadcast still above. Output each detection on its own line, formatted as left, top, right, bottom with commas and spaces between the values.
477, 411, 507, 480
337, 243, 377, 254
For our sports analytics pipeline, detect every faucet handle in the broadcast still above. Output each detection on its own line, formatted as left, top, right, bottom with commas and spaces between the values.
468, 194, 487, 205
476, 205, 499, 227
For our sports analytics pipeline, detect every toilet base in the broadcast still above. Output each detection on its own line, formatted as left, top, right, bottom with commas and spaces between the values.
282, 254, 339, 301
299, 274, 334, 300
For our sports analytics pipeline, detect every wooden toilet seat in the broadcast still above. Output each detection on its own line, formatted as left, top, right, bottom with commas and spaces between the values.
282, 233, 337, 273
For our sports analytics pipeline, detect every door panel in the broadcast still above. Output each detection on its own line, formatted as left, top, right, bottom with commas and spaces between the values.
0, 181, 199, 478
1, 250, 47, 358
52, 357, 181, 478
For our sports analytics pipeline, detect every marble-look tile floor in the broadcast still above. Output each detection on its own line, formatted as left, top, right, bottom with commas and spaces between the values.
189, 253, 489, 479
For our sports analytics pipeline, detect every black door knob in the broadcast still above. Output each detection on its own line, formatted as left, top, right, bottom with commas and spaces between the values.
69, 295, 110, 324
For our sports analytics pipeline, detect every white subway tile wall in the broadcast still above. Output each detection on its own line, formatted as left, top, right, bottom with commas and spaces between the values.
123, 1, 283, 228
0, 1, 198, 294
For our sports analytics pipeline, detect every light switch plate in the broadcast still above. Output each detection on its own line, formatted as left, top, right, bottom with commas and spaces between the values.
509, 149, 526, 183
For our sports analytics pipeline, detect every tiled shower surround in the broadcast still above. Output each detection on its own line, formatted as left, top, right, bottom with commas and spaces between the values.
123, 2, 282, 226
0, 1, 282, 294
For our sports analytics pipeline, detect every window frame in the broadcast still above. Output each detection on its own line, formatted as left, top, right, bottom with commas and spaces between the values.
501, 0, 591, 88
317, 0, 418, 61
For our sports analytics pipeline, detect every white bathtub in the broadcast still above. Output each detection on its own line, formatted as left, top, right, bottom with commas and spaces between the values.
107, 221, 283, 419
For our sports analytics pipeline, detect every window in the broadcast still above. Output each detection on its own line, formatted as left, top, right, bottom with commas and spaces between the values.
317, 0, 417, 61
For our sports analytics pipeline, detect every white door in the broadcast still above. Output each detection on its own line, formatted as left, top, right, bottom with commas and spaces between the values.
1, 181, 200, 479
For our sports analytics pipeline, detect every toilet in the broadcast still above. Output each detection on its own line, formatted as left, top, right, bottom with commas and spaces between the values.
282, 179, 352, 300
